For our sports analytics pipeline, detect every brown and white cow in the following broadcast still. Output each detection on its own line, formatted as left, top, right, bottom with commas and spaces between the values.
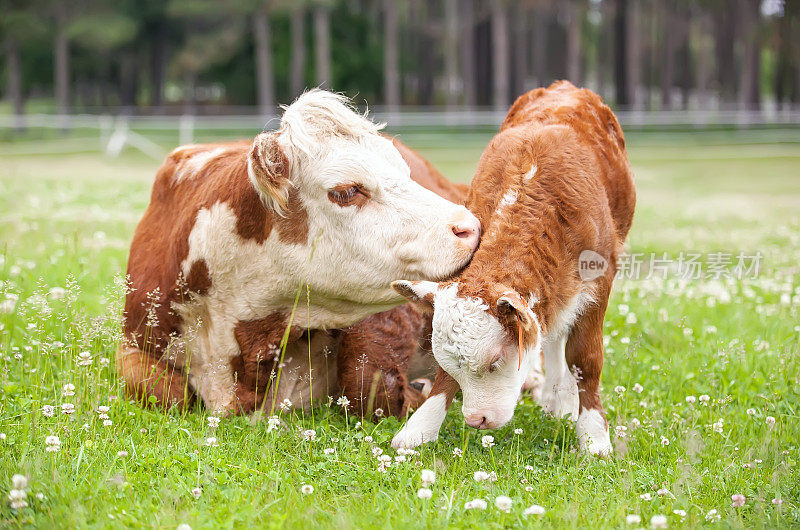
119, 89, 480, 415
391, 81, 636, 455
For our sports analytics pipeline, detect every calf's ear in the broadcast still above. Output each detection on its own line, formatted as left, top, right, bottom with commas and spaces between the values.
248, 132, 292, 215
392, 280, 438, 314
496, 291, 536, 331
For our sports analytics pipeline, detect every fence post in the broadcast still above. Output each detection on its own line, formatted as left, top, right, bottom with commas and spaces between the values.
179, 115, 195, 146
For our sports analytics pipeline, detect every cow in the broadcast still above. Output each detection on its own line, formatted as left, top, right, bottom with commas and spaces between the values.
118, 89, 481, 416
390, 81, 636, 455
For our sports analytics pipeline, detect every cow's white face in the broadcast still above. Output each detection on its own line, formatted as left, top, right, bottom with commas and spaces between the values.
394, 281, 541, 429
249, 90, 480, 319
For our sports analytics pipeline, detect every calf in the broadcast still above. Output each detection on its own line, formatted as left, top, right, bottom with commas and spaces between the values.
390, 82, 636, 455
119, 89, 480, 415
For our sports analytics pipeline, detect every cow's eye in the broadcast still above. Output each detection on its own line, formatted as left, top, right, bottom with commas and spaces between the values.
328, 184, 369, 207
488, 355, 503, 373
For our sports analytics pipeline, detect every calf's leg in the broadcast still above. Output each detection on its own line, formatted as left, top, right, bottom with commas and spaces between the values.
539, 334, 580, 418
391, 367, 460, 449
117, 344, 195, 409
565, 287, 612, 456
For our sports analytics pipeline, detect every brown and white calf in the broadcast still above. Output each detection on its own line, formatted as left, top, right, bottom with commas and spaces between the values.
119, 89, 480, 415
391, 81, 636, 455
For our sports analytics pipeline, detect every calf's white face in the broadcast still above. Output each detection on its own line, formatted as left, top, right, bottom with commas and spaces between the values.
250, 90, 481, 317
394, 281, 541, 429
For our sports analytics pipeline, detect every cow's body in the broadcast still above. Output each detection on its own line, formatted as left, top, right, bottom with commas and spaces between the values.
392, 81, 636, 455
120, 90, 479, 415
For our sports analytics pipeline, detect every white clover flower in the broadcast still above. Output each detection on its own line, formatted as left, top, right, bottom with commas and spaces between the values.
772, 498, 784, 505
420, 469, 436, 486
524, 465, 534, 471
464, 498, 488, 510
12, 475, 27, 490
323, 448, 335, 455
640, 493, 652, 501
650, 514, 668, 529
417, 488, 433, 500
267, 416, 280, 432
524, 504, 545, 515
77, 351, 92, 366
371, 447, 383, 457
626, 514, 641, 525
103, 419, 113, 427
99, 357, 110, 367
615, 425, 628, 438
495, 496, 513, 512
336, 396, 350, 407
633, 383, 643, 393
474, 470, 491, 482
378, 454, 392, 463
615, 385, 626, 395
205, 437, 218, 447
61, 403, 75, 415
481, 435, 495, 448
374, 408, 384, 418
207, 416, 220, 429
117, 450, 128, 457
191, 487, 202, 499
452, 448, 463, 457
766, 416, 776, 427
685, 395, 696, 404
302, 429, 316, 442
98, 413, 109, 420
301, 484, 314, 495
673, 509, 686, 518
514, 428, 523, 435
42, 405, 55, 417
279, 398, 292, 411
657, 488, 669, 497
62, 383, 75, 397
177, 524, 192, 530
731, 494, 746, 507
705, 509, 720, 523
712, 419, 724, 434
394, 455, 406, 463
630, 418, 641, 429
364, 435, 373, 443
699, 394, 710, 404
8, 489, 27, 509
97, 405, 110, 413
660, 436, 670, 446
45, 435, 61, 452
746, 408, 756, 416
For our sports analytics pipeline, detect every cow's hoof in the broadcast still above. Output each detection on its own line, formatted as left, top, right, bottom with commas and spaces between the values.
391, 428, 437, 449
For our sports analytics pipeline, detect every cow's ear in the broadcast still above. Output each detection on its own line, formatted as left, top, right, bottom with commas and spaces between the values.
496, 290, 535, 331
248, 133, 291, 214
392, 280, 437, 314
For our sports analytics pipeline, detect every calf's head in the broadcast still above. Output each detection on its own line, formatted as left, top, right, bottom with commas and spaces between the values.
394, 280, 541, 429
248, 90, 480, 310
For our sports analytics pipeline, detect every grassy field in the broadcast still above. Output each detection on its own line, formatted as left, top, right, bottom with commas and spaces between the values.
1, 127, 799, 528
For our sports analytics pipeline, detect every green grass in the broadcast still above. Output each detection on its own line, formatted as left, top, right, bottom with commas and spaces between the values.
1, 128, 799, 528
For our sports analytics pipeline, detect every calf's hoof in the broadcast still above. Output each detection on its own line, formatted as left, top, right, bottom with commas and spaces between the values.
576, 409, 613, 456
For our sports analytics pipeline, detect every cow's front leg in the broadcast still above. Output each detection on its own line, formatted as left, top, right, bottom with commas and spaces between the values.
566, 284, 612, 456
391, 368, 459, 449
539, 334, 580, 419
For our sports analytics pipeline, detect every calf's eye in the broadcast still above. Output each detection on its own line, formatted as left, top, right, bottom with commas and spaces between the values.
328, 184, 369, 207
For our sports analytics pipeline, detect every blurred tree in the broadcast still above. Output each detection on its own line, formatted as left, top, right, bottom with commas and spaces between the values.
444, 0, 459, 106
313, 2, 331, 87
252, 3, 276, 113
565, 0, 582, 85
460, 0, 476, 106
289, 4, 306, 97
738, 0, 761, 110
490, 0, 509, 109
383, 0, 400, 109
1, 1, 40, 128
614, 0, 629, 106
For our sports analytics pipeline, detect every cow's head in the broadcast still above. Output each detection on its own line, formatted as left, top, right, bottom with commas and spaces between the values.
247, 90, 480, 316
393, 280, 541, 429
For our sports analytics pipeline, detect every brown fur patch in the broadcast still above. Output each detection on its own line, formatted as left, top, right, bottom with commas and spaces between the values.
117, 346, 194, 408
186, 259, 212, 295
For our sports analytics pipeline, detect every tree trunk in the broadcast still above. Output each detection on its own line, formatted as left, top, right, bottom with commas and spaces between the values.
614, 0, 629, 106
694, 9, 713, 110
120, 52, 138, 109
150, 23, 167, 109
675, 4, 691, 109
512, 2, 528, 96
290, 7, 306, 97
531, 6, 546, 87
566, 0, 581, 84
491, 0, 509, 109
4, 36, 24, 131
660, 2, 675, 109
54, 3, 70, 125
314, 7, 331, 88
252, 10, 275, 115
738, 0, 761, 110
714, 5, 737, 106
383, 0, 400, 109
626, 0, 640, 108
444, 0, 460, 107
460, 0, 476, 106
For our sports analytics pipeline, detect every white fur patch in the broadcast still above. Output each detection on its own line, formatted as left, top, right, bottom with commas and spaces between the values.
496, 188, 518, 214
576, 408, 612, 456
391, 393, 447, 448
539, 333, 579, 419
175, 147, 228, 183
524, 164, 538, 181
